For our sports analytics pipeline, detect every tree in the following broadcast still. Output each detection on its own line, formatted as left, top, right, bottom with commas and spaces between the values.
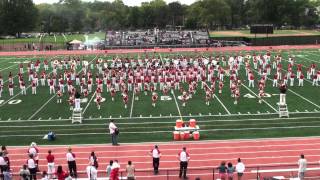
168, 2, 184, 27
0, 0, 38, 37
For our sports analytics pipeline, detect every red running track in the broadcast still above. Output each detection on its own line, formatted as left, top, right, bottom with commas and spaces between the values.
0, 45, 320, 57
6, 137, 320, 179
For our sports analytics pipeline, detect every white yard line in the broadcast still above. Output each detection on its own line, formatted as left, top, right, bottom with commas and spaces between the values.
129, 90, 135, 118
288, 89, 320, 109
0, 64, 18, 72
214, 94, 231, 114
3, 120, 320, 131
0, 56, 58, 108
250, 68, 320, 109
203, 82, 231, 115
4, 124, 320, 137
159, 53, 183, 119
241, 83, 278, 112
82, 91, 96, 114
1, 111, 320, 122
27, 95, 56, 120
171, 90, 183, 119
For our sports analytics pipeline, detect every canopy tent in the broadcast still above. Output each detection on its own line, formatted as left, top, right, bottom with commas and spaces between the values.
68, 39, 83, 44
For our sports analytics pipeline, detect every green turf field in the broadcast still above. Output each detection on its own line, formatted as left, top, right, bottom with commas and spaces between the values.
209, 30, 320, 38
0, 32, 105, 44
0, 49, 320, 146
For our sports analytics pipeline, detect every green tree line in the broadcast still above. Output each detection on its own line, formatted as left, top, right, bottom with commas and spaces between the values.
0, 0, 320, 36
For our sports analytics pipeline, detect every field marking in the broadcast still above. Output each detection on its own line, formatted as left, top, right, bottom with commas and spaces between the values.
7, 135, 320, 148
129, 89, 135, 118
159, 53, 183, 119
7, 154, 320, 165
1, 111, 319, 122
171, 90, 183, 119
27, 95, 56, 120
0, 63, 18, 72
3, 120, 320, 132
249, 67, 320, 110
214, 94, 231, 114
4, 121, 320, 137
285, 51, 320, 64
7, 145, 320, 158
82, 91, 96, 114
203, 82, 231, 115
287, 89, 320, 109
35, 55, 98, 118
0, 56, 59, 108
241, 83, 278, 112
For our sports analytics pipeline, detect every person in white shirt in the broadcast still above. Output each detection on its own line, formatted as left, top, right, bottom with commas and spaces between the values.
298, 154, 307, 179
178, 147, 190, 179
0, 152, 7, 173
149, 145, 161, 175
86, 162, 98, 180
109, 120, 119, 146
27, 154, 37, 180
235, 158, 245, 180
66, 147, 77, 178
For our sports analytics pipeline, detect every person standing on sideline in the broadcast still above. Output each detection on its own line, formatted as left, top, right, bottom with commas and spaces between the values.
74, 90, 81, 111
126, 161, 135, 180
46, 150, 55, 179
106, 160, 113, 178
298, 154, 307, 179
86, 162, 98, 180
178, 147, 190, 179
109, 120, 119, 146
149, 145, 161, 174
235, 158, 245, 180
26, 154, 37, 180
66, 147, 77, 178
89, 151, 98, 169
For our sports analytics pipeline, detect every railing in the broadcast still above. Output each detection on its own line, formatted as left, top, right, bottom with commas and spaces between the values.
4, 163, 320, 180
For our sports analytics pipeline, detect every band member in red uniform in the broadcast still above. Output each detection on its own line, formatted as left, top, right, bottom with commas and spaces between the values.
152, 92, 158, 107
122, 93, 128, 109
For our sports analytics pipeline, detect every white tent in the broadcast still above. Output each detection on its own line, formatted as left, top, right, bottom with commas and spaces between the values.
69, 39, 83, 44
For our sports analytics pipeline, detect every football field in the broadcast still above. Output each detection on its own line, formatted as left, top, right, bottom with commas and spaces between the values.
0, 48, 320, 146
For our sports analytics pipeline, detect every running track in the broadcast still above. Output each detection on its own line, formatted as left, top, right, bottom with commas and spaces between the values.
7, 137, 320, 179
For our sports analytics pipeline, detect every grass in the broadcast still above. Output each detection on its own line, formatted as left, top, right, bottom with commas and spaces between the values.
0, 49, 320, 146
209, 30, 320, 38
0, 32, 105, 44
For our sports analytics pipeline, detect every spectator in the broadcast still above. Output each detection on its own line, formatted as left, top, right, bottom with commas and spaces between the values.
126, 161, 135, 180
41, 171, 48, 180
55, 165, 69, 180
106, 160, 113, 178
19, 165, 30, 180
217, 161, 227, 180
2, 166, 12, 180
86, 162, 98, 180
235, 158, 245, 180
110, 160, 120, 180
227, 162, 235, 180
109, 120, 119, 146
1, 146, 8, 157
0, 152, 7, 173
46, 150, 55, 179
298, 154, 307, 180
26, 154, 37, 180
178, 147, 190, 179
149, 145, 161, 175
66, 147, 77, 178
28, 142, 39, 172
89, 151, 98, 169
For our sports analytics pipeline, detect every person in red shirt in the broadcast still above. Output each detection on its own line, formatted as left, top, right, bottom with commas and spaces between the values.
46, 150, 55, 179
56, 165, 69, 180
